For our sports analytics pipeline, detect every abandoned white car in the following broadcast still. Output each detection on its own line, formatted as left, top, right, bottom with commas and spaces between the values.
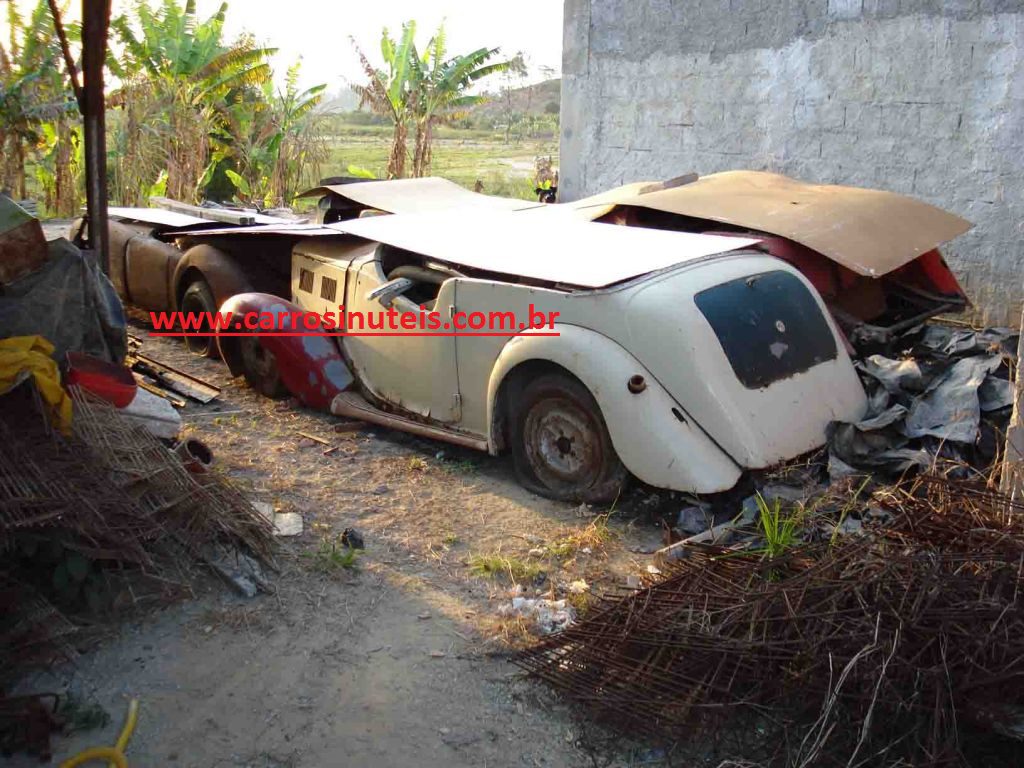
198, 211, 868, 503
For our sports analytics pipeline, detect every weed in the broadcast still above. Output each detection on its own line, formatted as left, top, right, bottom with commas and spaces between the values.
441, 458, 477, 475
407, 456, 428, 472
831, 476, 872, 548
303, 534, 360, 573
491, 615, 536, 648
58, 693, 109, 733
565, 590, 593, 617
546, 514, 615, 559
468, 553, 541, 584
755, 493, 806, 559
442, 532, 460, 546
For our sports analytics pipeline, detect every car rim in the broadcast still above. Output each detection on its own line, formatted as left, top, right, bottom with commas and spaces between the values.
181, 295, 211, 354
523, 396, 602, 491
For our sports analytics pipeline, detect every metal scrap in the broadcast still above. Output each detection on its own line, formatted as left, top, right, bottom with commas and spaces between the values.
517, 475, 1024, 767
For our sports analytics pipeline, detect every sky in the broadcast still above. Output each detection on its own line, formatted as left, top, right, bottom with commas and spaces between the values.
1, 0, 564, 93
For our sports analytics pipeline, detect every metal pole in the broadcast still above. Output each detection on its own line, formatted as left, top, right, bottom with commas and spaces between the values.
80, 0, 112, 274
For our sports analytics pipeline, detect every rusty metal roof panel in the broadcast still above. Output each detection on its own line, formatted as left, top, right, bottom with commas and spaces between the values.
566, 171, 972, 276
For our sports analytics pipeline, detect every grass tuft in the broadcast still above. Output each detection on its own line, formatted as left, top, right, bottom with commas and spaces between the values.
546, 514, 616, 560
468, 553, 542, 584
304, 534, 360, 573
755, 493, 805, 559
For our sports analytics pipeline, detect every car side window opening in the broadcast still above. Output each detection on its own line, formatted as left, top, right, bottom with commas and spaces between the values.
378, 245, 463, 309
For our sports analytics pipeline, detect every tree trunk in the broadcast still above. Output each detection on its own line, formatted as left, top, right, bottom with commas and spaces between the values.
15, 142, 26, 200
412, 120, 434, 178
387, 121, 408, 179
53, 119, 78, 217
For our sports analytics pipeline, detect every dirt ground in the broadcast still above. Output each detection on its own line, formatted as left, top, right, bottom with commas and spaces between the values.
12, 322, 682, 767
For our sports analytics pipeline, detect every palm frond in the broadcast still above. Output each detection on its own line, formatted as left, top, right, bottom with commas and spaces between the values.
196, 61, 271, 101
197, 45, 276, 81
387, 21, 416, 112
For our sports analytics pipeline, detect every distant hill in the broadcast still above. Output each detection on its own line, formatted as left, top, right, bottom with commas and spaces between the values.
322, 85, 362, 114
473, 78, 561, 121
322, 77, 561, 129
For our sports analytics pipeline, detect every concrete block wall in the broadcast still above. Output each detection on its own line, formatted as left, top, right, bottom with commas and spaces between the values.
561, 0, 1024, 326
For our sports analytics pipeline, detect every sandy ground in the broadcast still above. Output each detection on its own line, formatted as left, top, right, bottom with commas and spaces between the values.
11, 322, 678, 767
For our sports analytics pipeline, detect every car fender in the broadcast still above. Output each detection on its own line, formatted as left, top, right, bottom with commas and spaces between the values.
216, 292, 353, 411
172, 244, 254, 309
487, 324, 742, 494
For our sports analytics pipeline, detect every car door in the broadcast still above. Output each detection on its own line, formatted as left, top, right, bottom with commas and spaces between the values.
343, 255, 461, 423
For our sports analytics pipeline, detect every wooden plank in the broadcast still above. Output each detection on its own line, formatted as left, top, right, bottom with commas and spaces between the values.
134, 376, 186, 408
149, 196, 255, 226
132, 354, 220, 403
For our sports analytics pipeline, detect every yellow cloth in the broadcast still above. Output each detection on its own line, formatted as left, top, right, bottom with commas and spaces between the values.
0, 335, 72, 432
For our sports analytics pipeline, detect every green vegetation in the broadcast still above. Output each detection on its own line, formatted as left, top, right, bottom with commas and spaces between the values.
322, 118, 553, 200
468, 553, 542, 584
304, 533, 360, 573
351, 20, 513, 179
0, 1, 80, 214
1, 2, 558, 213
545, 514, 616, 559
108, 0, 328, 208
755, 493, 806, 560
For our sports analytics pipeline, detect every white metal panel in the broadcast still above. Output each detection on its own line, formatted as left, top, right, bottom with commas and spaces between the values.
166, 223, 341, 237
328, 211, 760, 288
108, 207, 210, 227
299, 177, 541, 213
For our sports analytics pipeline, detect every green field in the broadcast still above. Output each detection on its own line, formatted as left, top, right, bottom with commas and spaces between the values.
322, 122, 559, 201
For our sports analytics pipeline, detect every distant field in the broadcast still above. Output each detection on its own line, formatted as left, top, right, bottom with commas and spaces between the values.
321, 122, 559, 201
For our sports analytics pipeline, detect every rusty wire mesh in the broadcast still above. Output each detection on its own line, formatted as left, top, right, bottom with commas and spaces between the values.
516, 476, 1024, 767
0, 384, 277, 676
0, 387, 274, 565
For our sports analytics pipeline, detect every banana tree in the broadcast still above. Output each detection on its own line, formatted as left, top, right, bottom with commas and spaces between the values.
409, 24, 511, 177
0, 0, 77, 207
350, 23, 417, 179
219, 61, 327, 208
109, 0, 275, 203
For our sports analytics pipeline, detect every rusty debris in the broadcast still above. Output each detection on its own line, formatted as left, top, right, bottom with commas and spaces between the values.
0, 382, 276, 671
516, 475, 1024, 767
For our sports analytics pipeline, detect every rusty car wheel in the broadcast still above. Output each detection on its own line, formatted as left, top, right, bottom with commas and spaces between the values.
238, 337, 290, 399
239, 337, 289, 399
511, 374, 627, 503
180, 280, 218, 358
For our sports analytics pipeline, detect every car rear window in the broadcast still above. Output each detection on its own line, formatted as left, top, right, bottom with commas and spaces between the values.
694, 270, 837, 389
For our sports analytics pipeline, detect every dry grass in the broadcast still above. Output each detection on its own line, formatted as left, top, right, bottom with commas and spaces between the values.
545, 514, 616, 560
468, 553, 543, 584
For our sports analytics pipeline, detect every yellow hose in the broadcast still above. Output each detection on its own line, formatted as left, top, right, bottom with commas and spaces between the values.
59, 698, 138, 768
59, 748, 126, 768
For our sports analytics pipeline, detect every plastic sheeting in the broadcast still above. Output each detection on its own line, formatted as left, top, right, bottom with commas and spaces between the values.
828, 325, 1018, 478
0, 238, 127, 364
